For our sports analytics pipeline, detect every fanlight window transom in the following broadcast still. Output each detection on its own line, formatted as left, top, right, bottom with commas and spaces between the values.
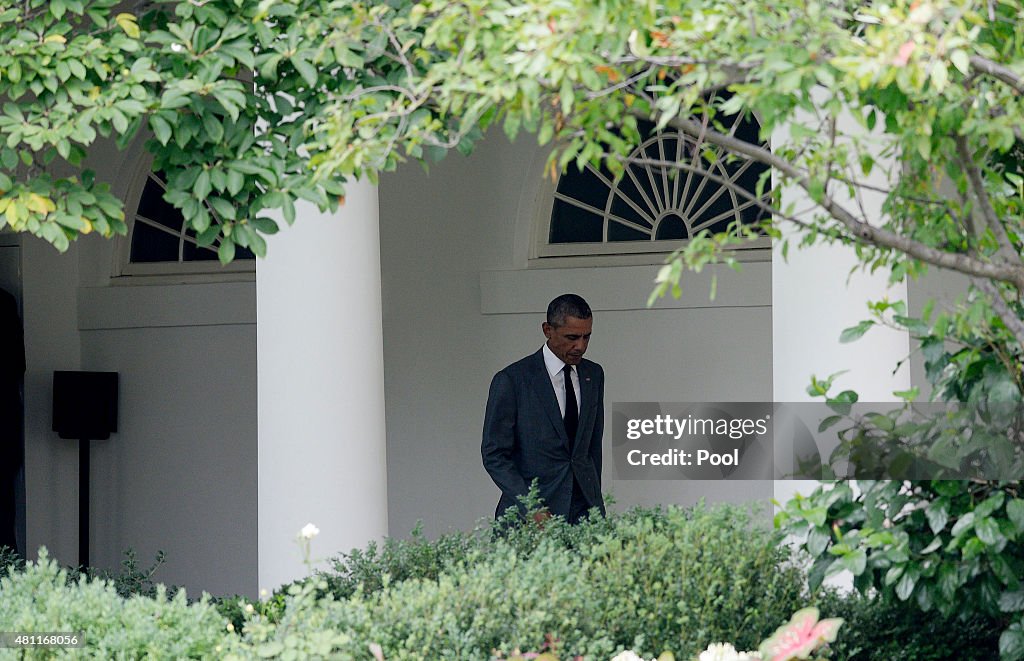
547, 115, 771, 253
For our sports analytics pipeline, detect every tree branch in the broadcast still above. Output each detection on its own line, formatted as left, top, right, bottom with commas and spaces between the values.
954, 134, 1019, 264
974, 278, 1024, 353
969, 55, 1024, 93
646, 111, 1024, 290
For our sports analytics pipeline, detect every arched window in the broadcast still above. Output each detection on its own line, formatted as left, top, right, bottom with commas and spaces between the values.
538, 112, 772, 259
117, 169, 254, 278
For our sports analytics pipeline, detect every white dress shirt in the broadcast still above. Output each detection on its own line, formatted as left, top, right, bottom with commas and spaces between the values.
542, 343, 580, 418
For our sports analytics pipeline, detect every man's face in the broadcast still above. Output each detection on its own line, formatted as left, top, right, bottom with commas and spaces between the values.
543, 316, 593, 365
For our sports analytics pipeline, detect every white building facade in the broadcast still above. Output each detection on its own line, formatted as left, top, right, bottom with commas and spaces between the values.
2, 121, 931, 596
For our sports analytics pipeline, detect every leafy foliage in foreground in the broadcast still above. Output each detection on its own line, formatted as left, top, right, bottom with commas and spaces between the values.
0, 549, 233, 658
780, 479, 1024, 659
0, 502, 805, 659
816, 588, 1001, 661
226, 502, 805, 659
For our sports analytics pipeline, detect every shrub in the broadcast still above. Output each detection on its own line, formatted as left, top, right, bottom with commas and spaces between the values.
816, 588, 1002, 661
0, 545, 24, 579
0, 545, 177, 600
0, 549, 233, 659
322, 520, 480, 599
0, 503, 812, 659
778, 480, 1023, 659
233, 502, 806, 659
581, 503, 804, 657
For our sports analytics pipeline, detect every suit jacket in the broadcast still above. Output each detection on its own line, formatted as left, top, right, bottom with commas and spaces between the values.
482, 348, 605, 519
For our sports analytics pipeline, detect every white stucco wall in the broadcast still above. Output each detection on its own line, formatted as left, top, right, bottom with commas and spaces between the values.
76, 283, 257, 598
16, 136, 260, 597
377, 133, 775, 538
21, 237, 83, 567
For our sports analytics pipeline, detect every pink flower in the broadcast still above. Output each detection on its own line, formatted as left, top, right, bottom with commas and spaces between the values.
893, 41, 916, 66
758, 608, 843, 661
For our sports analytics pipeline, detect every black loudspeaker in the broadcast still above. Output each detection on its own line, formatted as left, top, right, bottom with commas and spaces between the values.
52, 371, 119, 440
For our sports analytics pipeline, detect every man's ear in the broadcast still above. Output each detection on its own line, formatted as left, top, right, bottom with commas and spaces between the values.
542, 322, 552, 339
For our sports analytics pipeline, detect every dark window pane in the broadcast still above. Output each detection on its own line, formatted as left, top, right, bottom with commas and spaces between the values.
136, 176, 182, 231
130, 223, 179, 262
655, 214, 688, 240
609, 183, 653, 229
686, 166, 733, 228
608, 221, 649, 241
549, 199, 603, 243
555, 166, 610, 212
627, 161, 661, 213
181, 242, 219, 261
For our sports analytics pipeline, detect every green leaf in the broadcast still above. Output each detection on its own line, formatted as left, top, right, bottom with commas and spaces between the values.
817, 415, 843, 432
803, 506, 829, 527
950, 50, 970, 75
208, 197, 236, 220
150, 116, 172, 146
203, 114, 224, 143
226, 169, 244, 196
1001, 591, 1024, 613
925, 499, 949, 535
218, 239, 235, 264
866, 108, 877, 131
808, 177, 825, 203
896, 571, 916, 601
1, 148, 17, 170
893, 386, 919, 402
282, 196, 296, 224
194, 170, 211, 200
975, 517, 1005, 547
290, 56, 318, 88
807, 525, 831, 556
807, 555, 834, 591
951, 512, 975, 538
1000, 624, 1024, 661
1008, 499, 1024, 533
839, 549, 867, 575
251, 217, 279, 234
839, 320, 874, 343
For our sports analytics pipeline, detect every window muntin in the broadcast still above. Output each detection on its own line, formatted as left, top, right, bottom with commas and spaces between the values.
541, 112, 771, 258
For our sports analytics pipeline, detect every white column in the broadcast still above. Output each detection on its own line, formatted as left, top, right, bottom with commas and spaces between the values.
256, 181, 388, 591
771, 113, 911, 506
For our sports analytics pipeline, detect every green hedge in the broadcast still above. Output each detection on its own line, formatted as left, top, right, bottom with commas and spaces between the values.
6, 501, 1008, 659
0, 550, 233, 659
225, 502, 805, 659
1, 503, 805, 659
816, 588, 1002, 661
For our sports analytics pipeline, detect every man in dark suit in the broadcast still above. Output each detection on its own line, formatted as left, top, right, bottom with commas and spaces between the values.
482, 293, 605, 524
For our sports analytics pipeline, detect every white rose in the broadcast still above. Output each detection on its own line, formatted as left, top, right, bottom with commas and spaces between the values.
699, 643, 761, 661
610, 651, 646, 661
299, 523, 320, 539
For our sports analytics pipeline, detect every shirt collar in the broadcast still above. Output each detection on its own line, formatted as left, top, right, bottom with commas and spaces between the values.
542, 343, 574, 378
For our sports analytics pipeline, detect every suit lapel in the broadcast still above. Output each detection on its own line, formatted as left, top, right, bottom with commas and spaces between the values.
528, 350, 569, 443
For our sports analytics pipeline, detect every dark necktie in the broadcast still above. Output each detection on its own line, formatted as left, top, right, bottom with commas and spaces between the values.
563, 364, 578, 446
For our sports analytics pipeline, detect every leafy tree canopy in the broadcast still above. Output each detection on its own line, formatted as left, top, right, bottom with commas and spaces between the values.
2, 0, 1023, 360
5, 0, 1024, 656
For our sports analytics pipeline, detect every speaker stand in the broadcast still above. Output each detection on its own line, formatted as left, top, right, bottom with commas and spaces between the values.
79, 438, 89, 569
